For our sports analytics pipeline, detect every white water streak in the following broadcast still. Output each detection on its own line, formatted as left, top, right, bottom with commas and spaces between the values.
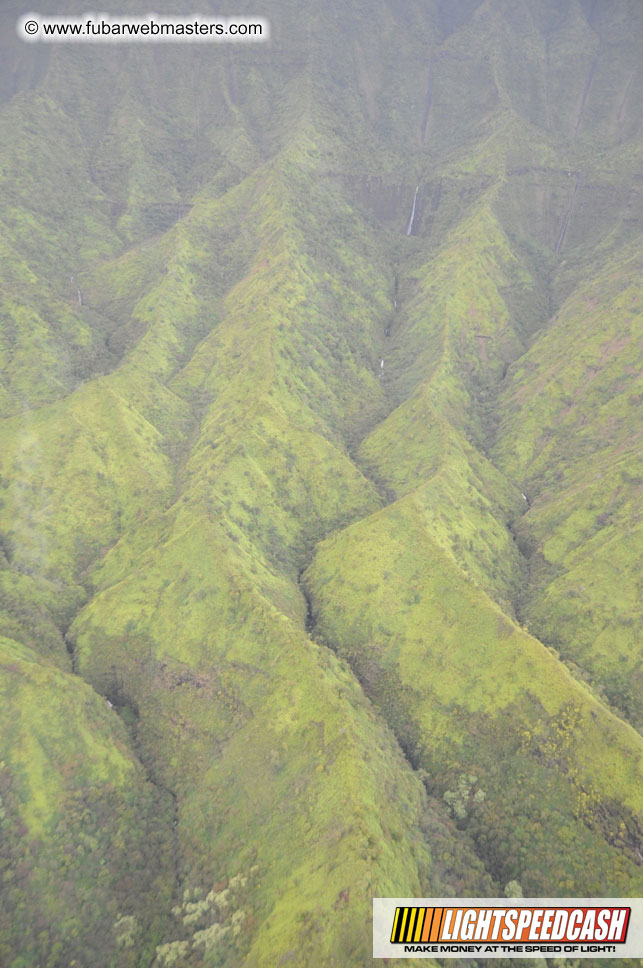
406, 185, 419, 236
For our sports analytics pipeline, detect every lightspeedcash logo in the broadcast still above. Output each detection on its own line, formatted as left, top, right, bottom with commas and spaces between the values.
374, 898, 642, 959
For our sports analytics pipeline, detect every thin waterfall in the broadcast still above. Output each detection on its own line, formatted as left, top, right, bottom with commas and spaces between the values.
406, 185, 419, 236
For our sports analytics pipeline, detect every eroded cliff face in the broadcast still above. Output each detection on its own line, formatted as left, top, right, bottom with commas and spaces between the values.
0, 1, 642, 964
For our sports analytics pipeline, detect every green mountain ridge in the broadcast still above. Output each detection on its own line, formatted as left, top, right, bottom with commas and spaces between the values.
0, 0, 641, 965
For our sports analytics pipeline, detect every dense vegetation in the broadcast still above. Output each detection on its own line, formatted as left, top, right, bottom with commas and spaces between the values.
0, 0, 641, 965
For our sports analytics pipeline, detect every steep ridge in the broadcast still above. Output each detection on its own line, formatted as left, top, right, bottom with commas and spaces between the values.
304, 204, 643, 898
65, 148, 495, 966
0, 635, 175, 967
0, 1, 642, 966
494, 242, 643, 728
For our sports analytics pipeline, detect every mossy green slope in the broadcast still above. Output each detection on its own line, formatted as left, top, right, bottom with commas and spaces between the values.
64, 155, 494, 964
303, 179, 643, 901
71, 514, 484, 966
305, 497, 643, 895
358, 202, 531, 611
495, 243, 643, 727
1, 107, 492, 966
0, 636, 173, 968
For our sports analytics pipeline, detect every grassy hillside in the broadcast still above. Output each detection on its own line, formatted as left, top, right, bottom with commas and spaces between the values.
0, 635, 174, 968
495, 244, 643, 727
305, 500, 643, 895
0, 0, 641, 965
